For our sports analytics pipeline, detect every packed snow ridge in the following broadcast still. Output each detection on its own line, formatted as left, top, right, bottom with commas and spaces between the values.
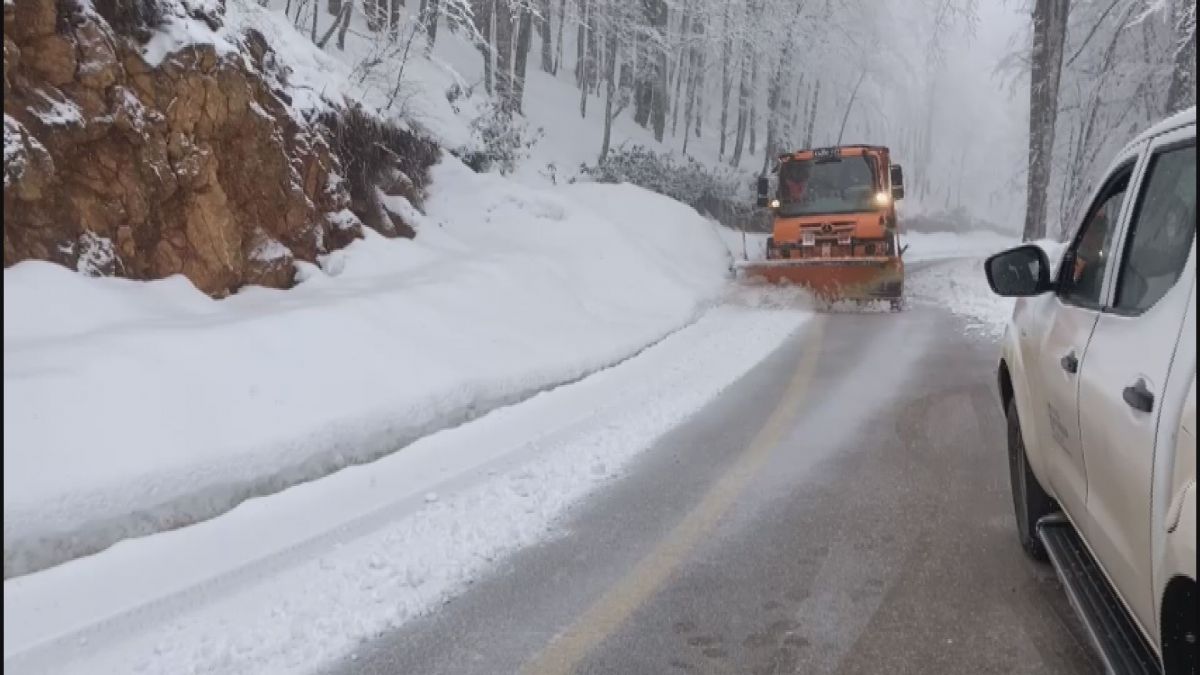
2, 158, 734, 578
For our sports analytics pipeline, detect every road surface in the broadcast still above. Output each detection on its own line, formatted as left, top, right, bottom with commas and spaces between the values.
326, 297, 1102, 674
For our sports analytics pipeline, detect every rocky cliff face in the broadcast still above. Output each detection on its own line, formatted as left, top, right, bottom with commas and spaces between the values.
3, 0, 432, 295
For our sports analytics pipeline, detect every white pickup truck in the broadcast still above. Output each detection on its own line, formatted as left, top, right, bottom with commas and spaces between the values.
985, 107, 1195, 674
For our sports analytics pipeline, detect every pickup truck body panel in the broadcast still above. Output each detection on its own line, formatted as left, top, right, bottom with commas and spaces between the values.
996, 110, 1196, 658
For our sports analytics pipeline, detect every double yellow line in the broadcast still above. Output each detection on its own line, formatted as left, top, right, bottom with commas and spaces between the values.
521, 316, 827, 675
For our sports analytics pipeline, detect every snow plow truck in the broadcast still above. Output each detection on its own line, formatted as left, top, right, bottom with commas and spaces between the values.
737, 145, 908, 310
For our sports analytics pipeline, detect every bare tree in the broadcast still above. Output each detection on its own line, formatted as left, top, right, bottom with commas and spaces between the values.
422, 0, 441, 48
599, 0, 633, 160
730, 0, 758, 166
513, 7, 534, 110
537, 0, 554, 72
495, 0, 516, 110
1165, 0, 1197, 112
554, 0, 566, 74
681, 11, 705, 154
717, 1, 733, 158
1022, 0, 1070, 241
471, 0, 496, 93
804, 78, 819, 147
648, 0, 668, 139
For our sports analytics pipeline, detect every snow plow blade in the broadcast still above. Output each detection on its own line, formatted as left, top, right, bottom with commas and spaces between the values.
735, 257, 904, 302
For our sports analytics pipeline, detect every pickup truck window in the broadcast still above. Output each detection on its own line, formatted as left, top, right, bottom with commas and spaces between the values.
1113, 143, 1197, 314
1059, 167, 1132, 308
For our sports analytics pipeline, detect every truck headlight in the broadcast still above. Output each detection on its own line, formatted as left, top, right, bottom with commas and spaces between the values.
874, 192, 891, 206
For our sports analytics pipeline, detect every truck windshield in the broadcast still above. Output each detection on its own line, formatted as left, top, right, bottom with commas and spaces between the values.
777, 156, 879, 216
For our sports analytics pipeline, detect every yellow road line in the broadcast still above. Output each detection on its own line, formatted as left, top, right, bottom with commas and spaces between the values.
520, 316, 827, 675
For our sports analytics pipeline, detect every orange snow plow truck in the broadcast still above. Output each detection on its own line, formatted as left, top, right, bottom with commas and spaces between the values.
737, 145, 908, 309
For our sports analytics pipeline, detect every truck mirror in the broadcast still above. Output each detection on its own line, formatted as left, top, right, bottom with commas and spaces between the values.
756, 176, 770, 207
890, 165, 905, 200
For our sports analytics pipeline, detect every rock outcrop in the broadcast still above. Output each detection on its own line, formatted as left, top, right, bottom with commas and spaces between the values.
3, 0, 434, 295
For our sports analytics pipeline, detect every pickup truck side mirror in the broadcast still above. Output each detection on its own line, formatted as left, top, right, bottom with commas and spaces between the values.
985, 244, 1054, 297
756, 176, 770, 208
890, 165, 905, 200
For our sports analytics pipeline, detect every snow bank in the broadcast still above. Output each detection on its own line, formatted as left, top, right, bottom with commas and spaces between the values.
4, 305, 807, 674
907, 237, 1068, 338
2, 156, 732, 578
908, 257, 1012, 337
901, 230, 1017, 262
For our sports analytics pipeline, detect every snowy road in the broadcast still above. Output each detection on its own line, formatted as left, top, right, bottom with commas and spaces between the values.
4, 262, 1102, 675
325, 294, 1102, 674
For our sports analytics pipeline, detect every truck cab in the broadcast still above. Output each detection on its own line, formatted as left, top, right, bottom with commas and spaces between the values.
746, 145, 907, 307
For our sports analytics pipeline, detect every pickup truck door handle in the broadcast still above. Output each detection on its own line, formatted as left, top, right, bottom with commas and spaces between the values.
1060, 352, 1079, 374
1123, 379, 1155, 413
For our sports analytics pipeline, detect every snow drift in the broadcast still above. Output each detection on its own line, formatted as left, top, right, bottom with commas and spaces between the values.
2, 157, 733, 578
907, 237, 1067, 338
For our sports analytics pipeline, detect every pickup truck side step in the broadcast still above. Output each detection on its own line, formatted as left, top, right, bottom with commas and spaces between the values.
1037, 514, 1162, 674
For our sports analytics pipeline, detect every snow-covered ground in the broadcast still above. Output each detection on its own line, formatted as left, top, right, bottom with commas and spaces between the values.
907, 238, 1067, 338
908, 257, 1012, 337
3, 157, 737, 578
901, 230, 1018, 262
3, 0, 1063, 670
4, 304, 807, 675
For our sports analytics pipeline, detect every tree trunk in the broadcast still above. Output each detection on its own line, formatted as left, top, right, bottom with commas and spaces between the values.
337, 0, 352, 48
747, 50, 759, 155
1165, 1, 1197, 113
670, 6, 689, 138
642, 0, 668, 141
762, 6, 802, 172
600, 23, 619, 160
471, 0, 494, 94
537, 0, 554, 72
718, 2, 732, 158
835, 69, 866, 145
514, 8, 533, 111
389, 0, 401, 36
682, 14, 701, 154
633, 33, 651, 127
634, 0, 665, 131
553, 0, 566, 74
731, 37, 751, 166
690, 15, 706, 140
1022, 0, 1070, 242
495, 0, 515, 110
788, 76, 805, 144
681, 12, 701, 148
365, 0, 382, 31
748, 107, 756, 155
651, 50, 668, 140
578, 0, 596, 117
576, 0, 589, 86
423, 0, 440, 47
317, 0, 350, 47
762, 52, 786, 174
586, 7, 599, 94
804, 78, 819, 147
